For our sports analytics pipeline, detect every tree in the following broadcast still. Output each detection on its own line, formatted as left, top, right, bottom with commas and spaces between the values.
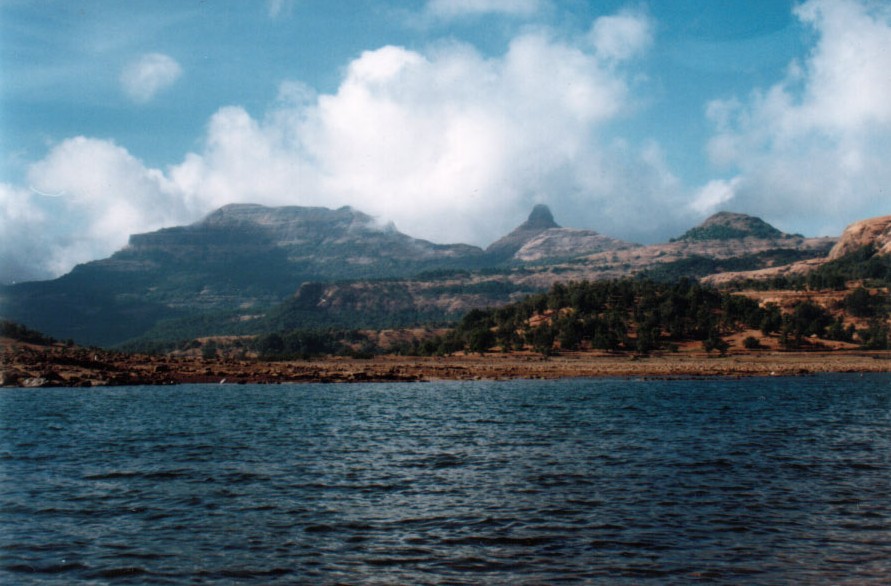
860, 319, 890, 349
636, 327, 659, 356
788, 300, 833, 338
202, 340, 218, 359
703, 331, 730, 356
760, 303, 782, 336
844, 287, 885, 318
556, 316, 584, 351
529, 324, 556, 357
465, 326, 495, 355
743, 336, 761, 350
257, 333, 284, 357
826, 317, 854, 342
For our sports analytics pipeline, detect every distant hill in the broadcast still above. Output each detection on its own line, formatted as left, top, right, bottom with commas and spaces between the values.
675, 211, 788, 242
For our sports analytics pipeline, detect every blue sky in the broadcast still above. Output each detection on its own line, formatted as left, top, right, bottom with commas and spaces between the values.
2, 0, 890, 283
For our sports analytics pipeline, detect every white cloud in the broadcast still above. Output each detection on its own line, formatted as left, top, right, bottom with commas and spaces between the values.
425, 0, 543, 20
589, 9, 653, 61
0, 183, 52, 282
166, 16, 673, 247
120, 52, 182, 104
5, 10, 682, 283
690, 177, 742, 215
702, 0, 891, 234
6, 137, 193, 281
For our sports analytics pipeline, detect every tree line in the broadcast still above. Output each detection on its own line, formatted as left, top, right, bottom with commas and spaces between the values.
251, 278, 887, 359
395, 278, 889, 356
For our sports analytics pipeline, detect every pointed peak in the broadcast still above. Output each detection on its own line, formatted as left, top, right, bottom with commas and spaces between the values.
485, 205, 559, 258
523, 204, 559, 230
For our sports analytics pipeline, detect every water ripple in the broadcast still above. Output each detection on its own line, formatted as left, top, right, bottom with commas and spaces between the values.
1, 374, 890, 584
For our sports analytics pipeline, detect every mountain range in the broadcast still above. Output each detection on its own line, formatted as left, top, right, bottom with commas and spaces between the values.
1, 203, 876, 347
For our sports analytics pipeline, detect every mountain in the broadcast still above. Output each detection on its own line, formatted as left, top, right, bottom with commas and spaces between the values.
0, 204, 841, 347
0, 204, 488, 346
485, 204, 632, 262
674, 211, 789, 242
125, 203, 486, 281
485, 204, 561, 260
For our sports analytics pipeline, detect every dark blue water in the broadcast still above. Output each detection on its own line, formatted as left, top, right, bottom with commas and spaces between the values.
2, 375, 891, 584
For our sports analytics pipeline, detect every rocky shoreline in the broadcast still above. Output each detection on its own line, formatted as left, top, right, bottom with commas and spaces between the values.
3, 340, 890, 387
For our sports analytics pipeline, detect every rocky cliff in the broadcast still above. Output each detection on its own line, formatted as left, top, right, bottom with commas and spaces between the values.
828, 215, 891, 260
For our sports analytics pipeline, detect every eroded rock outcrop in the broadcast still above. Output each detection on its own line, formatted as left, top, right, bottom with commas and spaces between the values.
828, 215, 891, 260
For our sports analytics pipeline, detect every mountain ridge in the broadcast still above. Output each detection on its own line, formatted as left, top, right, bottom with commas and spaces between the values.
1, 203, 854, 347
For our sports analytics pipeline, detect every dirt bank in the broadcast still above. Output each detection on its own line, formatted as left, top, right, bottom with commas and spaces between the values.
3, 339, 889, 387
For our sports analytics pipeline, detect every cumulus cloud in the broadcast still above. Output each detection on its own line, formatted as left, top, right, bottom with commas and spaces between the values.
6, 137, 193, 281
0, 183, 52, 282
690, 177, 743, 215
6, 9, 683, 283
120, 53, 182, 103
425, 0, 543, 20
168, 22, 677, 246
700, 0, 891, 234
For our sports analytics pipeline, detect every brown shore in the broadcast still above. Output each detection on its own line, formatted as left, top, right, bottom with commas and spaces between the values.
3, 339, 890, 387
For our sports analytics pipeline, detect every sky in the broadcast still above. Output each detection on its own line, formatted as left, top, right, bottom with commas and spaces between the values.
2, 0, 891, 284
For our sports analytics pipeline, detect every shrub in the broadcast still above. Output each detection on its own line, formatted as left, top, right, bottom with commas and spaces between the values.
743, 336, 761, 350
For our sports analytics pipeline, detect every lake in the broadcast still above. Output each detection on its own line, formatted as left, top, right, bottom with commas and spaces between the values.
2, 374, 890, 584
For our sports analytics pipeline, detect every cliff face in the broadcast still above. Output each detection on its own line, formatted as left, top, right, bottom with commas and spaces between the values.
828, 215, 891, 260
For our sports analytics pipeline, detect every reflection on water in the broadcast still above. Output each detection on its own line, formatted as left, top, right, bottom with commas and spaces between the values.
2, 374, 890, 584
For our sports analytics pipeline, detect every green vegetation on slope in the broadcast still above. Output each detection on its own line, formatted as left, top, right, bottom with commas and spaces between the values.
416, 278, 889, 356
638, 249, 826, 282
729, 245, 891, 291
1, 320, 59, 345
673, 212, 786, 242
